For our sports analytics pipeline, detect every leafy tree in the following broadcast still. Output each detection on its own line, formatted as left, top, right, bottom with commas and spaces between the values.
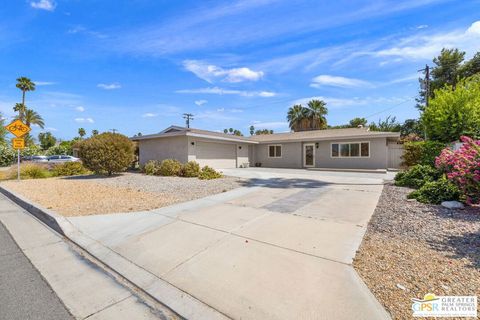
249, 125, 255, 136
223, 129, 228, 134
0, 113, 7, 144
15, 77, 35, 117
369, 115, 401, 132
78, 128, 86, 138
38, 132, 57, 150
287, 104, 308, 131
23, 108, 44, 128
77, 133, 135, 175
431, 48, 465, 92
348, 117, 368, 128
229, 128, 233, 133
223, 128, 243, 136
400, 119, 424, 137
255, 129, 274, 135
422, 75, 480, 142
92, 129, 99, 136
306, 99, 328, 129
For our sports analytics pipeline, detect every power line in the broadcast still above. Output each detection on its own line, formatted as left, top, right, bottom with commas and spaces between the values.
363, 97, 416, 119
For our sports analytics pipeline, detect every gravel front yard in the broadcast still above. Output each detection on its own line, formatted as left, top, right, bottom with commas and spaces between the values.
353, 184, 480, 319
0, 172, 243, 216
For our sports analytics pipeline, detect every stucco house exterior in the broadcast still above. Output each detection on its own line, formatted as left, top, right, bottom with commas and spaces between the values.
132, 125, 401, 170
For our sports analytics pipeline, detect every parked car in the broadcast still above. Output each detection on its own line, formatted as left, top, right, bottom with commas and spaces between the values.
22, 155, 49, 163
47, 155, 80, 163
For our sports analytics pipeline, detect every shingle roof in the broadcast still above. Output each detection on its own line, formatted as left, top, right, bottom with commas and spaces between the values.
248, 127, 400, 143
131, 126, 400, 143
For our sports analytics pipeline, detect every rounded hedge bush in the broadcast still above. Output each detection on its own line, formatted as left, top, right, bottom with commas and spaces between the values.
78, 133, 135, 175
198, 166, 222, 180
158, 159, 182, 176
143, 160, 161, 175
394, 164, 442, 189
51, 162, 89, 176
407, 178, 461, 204
181, 161, 201, 177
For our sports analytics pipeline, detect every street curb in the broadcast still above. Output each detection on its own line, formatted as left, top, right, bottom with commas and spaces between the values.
0, 185, 65, 235
0, 185, 231, 320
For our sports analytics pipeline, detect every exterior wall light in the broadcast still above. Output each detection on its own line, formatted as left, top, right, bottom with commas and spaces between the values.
191, 142, 195, 145
315, 142, 319, 148
238, 146, 242, 149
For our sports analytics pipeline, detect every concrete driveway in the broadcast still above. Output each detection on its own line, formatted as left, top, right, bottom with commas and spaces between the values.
66, 168, 390, 320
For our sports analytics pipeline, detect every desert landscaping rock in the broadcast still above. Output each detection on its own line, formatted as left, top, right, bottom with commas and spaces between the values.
441, 200, 465, 210
354, 184, 480, 319
0, 172, 243, 216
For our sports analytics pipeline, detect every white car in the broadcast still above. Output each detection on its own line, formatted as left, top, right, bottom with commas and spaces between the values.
23, 155, 49, 163
47, 155, 80, 163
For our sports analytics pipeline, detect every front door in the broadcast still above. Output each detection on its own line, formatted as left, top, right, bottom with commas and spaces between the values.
303, 143, 315, 167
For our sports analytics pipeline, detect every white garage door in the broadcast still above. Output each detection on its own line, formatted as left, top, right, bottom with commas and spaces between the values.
196, 141, 237, 169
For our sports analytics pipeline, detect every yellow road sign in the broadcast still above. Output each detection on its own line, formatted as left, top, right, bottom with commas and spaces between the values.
5, 119, 31, 138
12, 138, 25, 149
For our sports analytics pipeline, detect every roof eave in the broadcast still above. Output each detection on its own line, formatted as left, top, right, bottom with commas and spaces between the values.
253, 132, 400, 144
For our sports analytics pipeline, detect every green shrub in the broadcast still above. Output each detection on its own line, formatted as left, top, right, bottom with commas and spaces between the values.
78, 133, 135, 175
181, 161, 201, 177
407, 178, 461, 204
51, 162, 89, 176
0, 144, 16, 167
158, 159, 182, 176
8, 164, 51, 180
394, 164, 442, 189
402, 141, 445, 167
198, 166, 222, 180
143, 160, 161, 175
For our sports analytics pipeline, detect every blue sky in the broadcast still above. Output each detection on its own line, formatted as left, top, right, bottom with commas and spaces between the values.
1, 0, 480, 139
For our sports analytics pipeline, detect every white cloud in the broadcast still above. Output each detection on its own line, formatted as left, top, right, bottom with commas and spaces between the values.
44, 127, 58, 132
416, 24, 428, 29
75, 106, 85, 112
195, 99, 208, 106
68, 25, 108, 39
216, 108, 225, 112
310, 75, 373, 88
97, 83, 121, 90
183, 60, 263, 83
230, 108, 243, 113
176, 87, 276, 97
74, 117, 94, 123
142, 113, 158, 118
34, 81, 56, 86
293, 96, 407, 108
30, 0, 56, 11
195, 110, 238, 121
375, 20, 480, 60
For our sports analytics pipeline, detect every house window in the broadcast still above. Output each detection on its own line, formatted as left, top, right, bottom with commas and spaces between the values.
268, 145, 282, 158
331, 142, 370, 158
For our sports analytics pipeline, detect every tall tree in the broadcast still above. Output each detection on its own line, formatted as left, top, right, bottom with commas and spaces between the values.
431, 48, 465, 92
92, 129, 99, 136
306, 99, 328, 129
369, 116, 401, 132
461, 52, 480, 78
287, 104, 308, 131
249, 125, 255, 136
38, 132, 57, 150
23, 108, 44, 128
15, 77, 35, 118
78, 128, 86, 138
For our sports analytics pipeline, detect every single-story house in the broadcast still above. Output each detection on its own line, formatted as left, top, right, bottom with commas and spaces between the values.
131, 125, 401, 170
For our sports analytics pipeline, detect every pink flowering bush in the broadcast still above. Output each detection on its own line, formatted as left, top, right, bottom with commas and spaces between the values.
435, 136, 480, 205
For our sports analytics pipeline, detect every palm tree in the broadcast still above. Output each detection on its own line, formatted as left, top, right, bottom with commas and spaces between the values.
287, 104, 308, 132
92, 129, 99, 136
23, 108, 44, 128
13, 103, 27, 117
306, 99, 328, 129
16, 77, 36, 117
78, 128, 86, 138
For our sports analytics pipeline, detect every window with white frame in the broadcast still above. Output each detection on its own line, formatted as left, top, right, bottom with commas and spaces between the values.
331, 142, 369, 158
268, 145, 282, 158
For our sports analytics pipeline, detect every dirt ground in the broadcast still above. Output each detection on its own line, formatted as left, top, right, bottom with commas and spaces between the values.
354, 184, 480, 319
0, 173, 242, 216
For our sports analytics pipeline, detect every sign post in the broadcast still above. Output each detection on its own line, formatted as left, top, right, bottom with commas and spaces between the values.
5, 120, 30, 182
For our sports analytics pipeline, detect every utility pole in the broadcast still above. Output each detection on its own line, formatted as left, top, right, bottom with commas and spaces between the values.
418, 64, 430, 140
183, 113, 194, 128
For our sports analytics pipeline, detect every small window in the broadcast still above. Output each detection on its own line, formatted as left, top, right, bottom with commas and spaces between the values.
331, 142, 370, 158
268, 145, 282, 158
331, 144, 339, 157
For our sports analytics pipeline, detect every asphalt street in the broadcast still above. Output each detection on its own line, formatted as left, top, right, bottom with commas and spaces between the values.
0, 221, 73, 320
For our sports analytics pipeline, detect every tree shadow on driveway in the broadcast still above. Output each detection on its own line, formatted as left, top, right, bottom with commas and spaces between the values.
239, 177, 384, 189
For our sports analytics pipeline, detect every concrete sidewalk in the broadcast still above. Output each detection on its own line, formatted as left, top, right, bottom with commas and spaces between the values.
0, 194, 176, 320
58, 169, 391, 320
